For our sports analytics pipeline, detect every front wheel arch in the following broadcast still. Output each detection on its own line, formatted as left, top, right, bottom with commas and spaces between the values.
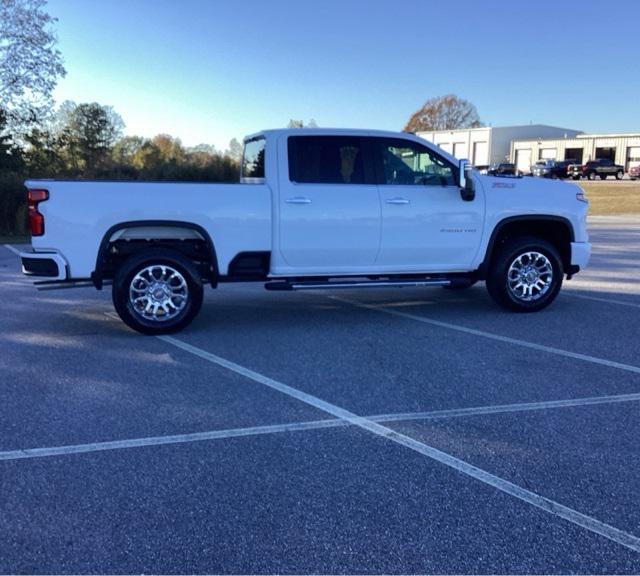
479, 216, 573, 279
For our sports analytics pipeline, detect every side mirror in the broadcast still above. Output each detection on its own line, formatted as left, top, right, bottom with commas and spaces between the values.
459, 159, 475, 201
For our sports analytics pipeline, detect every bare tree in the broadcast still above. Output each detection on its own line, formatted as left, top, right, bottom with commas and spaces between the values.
287, 118, 318, 129
225, 137, 243, 162
404, 95, 482, 132
0, 0, 66, 130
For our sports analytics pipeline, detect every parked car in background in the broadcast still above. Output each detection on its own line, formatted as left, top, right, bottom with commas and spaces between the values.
531, 160, 554, 178
568, 158, 625, 180
532, 159, 577, 179
629, 165, 640, 180
487, 162, 517, 176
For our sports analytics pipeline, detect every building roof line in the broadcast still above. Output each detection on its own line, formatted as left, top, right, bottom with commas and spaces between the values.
417, 124, 582, 134
576, 132, 640, 139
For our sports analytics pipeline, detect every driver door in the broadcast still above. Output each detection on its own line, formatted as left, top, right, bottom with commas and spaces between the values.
372, 137, 483, 271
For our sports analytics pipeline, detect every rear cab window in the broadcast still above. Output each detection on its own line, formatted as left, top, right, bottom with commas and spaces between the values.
241, 137, 266, 181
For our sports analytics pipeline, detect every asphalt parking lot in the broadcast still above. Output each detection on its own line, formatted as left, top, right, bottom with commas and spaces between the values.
1, 216, 640, 574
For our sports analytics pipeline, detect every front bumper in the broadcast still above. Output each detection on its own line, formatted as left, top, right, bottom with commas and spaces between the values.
20, 250, 69, 281
570, 241, 591, 270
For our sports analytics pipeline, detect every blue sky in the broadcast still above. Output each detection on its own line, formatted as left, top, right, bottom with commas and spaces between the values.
49, 0, 640, 150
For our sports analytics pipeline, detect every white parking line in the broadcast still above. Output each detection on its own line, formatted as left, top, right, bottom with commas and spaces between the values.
567, 292, 640, 309
2, 244, 21, 256
373, 391, 640, 423
3, 391, 640, 463
0, 419, 344, 462
155, 335, 640, 553
332, 296, 640, 376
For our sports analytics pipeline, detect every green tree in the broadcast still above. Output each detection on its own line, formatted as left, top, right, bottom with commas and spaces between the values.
57, 101, 125, 175
111, 135, 144, 178
0, 109, 26, 235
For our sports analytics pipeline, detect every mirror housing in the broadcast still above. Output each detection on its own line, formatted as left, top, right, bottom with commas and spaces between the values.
459, 159, 475, 201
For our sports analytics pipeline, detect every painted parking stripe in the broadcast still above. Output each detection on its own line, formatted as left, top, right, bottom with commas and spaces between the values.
156, 335, 640, 553
371, 391, 640, 423
0, 419, 345, 462
567, 292, 640, 309
332, 296, 640, 376
3, 391, 640, 463
2, 244, 21, 256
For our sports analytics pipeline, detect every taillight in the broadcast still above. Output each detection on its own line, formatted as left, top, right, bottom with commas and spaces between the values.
28, 188, 49, 236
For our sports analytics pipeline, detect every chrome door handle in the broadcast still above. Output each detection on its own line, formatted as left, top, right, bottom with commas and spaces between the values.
385, 197, 410, 205
285, 197, 312, 204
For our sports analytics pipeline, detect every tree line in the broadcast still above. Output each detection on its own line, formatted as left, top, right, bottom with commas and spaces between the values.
0, 100, 244, 236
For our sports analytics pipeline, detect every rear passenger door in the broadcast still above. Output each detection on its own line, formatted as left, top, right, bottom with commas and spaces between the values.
275, 135, 381, 273
371, 137, 484, 271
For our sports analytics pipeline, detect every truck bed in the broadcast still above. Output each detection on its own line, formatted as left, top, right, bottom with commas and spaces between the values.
26, 180, 272, 278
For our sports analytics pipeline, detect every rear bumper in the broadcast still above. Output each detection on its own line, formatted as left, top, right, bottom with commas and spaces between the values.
570, 241, 591, 269
20, 250, 69, 281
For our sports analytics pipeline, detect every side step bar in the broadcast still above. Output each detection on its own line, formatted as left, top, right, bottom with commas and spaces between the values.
265, 278, 452, 291
34, 279, 112, 291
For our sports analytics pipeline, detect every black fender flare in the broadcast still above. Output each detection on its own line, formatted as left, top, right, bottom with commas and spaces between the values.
92, 220, 219, 289
478, 215, 575, 278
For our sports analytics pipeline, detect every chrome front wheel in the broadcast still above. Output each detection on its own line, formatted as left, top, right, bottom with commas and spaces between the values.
486, 237, 563, 313
506, 251, 553, 302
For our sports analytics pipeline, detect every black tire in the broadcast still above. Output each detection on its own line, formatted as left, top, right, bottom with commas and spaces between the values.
572, 176, 580, 180
112, 249, 204, 335
486, 236, 563, 313
587, 171, 597, 180
615, 170, 623, 180
599, 174, 607, 180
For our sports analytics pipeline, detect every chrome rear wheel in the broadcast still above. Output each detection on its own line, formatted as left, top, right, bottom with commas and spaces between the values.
113, 249, 204, 335
129, 265, 189, 322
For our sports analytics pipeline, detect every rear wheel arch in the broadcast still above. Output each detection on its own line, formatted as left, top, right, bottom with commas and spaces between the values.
479, 216, 574, 278
92, 220, 219, 289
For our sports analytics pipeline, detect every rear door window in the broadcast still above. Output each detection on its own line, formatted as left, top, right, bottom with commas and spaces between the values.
288, 136, 368, 184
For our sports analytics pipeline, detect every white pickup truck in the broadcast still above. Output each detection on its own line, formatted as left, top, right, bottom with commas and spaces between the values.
20, 128, 591, 334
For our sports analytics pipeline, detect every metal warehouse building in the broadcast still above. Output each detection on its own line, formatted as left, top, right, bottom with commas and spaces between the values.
418, 125, 582, 167
511, 132, 640, 173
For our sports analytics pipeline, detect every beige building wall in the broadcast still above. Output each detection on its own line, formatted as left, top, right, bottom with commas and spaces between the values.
511, 133, 640, 171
